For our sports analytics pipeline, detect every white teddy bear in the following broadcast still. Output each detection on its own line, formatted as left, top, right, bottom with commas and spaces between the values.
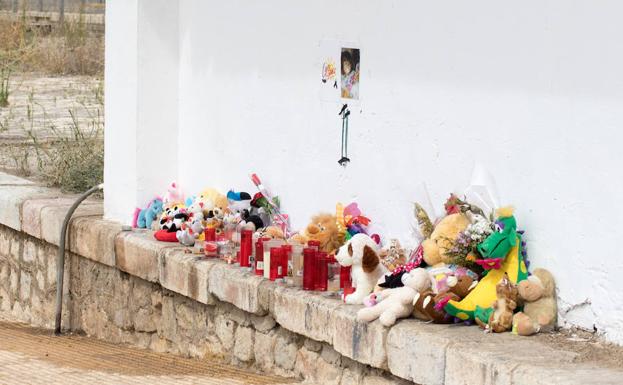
356, 268, 430, 326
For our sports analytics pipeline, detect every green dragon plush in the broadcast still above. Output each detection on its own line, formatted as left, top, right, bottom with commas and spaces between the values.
444, 207, 529, 321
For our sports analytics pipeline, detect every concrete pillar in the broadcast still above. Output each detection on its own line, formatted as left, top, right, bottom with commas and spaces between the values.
104, 0, 179, 224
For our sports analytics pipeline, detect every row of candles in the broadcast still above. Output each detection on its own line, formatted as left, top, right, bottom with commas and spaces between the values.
203, 227, 354, 295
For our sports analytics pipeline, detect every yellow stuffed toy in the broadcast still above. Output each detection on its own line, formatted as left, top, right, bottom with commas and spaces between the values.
421, 213, 470, 266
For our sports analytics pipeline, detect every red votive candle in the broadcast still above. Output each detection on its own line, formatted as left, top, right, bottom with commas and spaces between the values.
269, 247, 283, 281
239, 229, 253, 267
316, 252, 328, 291
281, 245, 292, 278
303, 247, 316, 291
340, 265, 352, 289
255, 240, 265, 276
204, 241, 218, 258
205, 227, 216, 242
307, 240, 321, 251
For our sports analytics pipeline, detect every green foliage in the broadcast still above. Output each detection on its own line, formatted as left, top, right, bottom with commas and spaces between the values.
30, 107, 104, 193
0, 68, 8, 107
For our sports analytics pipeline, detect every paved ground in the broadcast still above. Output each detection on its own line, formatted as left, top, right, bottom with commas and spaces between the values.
0, 74, 103, 176
0, 74, 103, 141
0, 321, 297, 385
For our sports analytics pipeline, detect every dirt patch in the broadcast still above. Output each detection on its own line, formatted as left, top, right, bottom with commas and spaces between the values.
535, 328, 623, 369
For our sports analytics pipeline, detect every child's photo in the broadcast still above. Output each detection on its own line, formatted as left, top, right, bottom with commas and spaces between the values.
341, 48, 360, 100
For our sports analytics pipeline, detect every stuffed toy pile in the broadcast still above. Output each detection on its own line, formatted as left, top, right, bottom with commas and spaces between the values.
355, 194, 557, 336
133, 180, 557, 337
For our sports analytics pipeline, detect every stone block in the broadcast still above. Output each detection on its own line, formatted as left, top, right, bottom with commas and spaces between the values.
10, 268, 19, 295
512, 364, 623, 385
22, 240, 37, 263
304, 338, 323, 352
115, 231, 169, 283
158, 248, 196, 297
208, 262, 265, 315
35, 270, 45, 292
254, 330, 276, 371
444, 326, 578, 385
294, 344, 344, 385
234, 325, 255, 362
386, 320, 451, 385
0, 286, 11, 312
295, 347, 320, 380
332, 303, 387, 369
0, 263, 8, 286
0, 172, 35, 186
159, 248, 216, 304
321, 345, 342, 365
40, 203, 103, 246
0, 185, 56, 231
340, 367, 362, 385
271, 286, 340, 344
251, 314, 277, 333
10, 238, 20, 260
159, 294, 176, 341
0, 231, 10, 257
274, 329, 299, 371
22, 197, 84, 238
215, 313, 236, 350
69, 217, 122, 267
19, 272, 31, 301
133, 308, 157, 333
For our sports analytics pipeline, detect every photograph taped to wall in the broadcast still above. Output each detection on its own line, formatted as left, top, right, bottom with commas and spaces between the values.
341, 48, 360, 100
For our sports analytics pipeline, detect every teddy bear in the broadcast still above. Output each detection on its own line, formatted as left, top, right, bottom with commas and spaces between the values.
420, 213, 470, 266
512, 268, 557, 336
379, 239, 407, 272
336, 233, 387, 304
357, 268, 430, 326
294, 213, 344, 254
133, 198, 163, 229
255, 225, 285, 240
412, 269, 478, 323
475, 273, 518, 333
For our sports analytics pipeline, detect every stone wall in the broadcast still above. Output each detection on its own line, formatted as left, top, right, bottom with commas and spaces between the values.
2, 172, 622, 385
0, 224, 407, 385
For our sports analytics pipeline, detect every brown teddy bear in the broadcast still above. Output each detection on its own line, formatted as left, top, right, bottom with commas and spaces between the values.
512, 268, 557, 336
379, 239, 407, 271
420, 213, 470, 266
477, 273, 518, 333
412, 274, 478, 323
256, 225, 286, 240
290, 213, 344, 254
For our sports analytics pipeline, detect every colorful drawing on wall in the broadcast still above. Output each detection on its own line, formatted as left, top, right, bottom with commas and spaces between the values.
322, 59, 337, 88
341, 48, 360, 100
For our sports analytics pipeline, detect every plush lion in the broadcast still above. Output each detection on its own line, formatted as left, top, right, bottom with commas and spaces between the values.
291, 213, 344, 254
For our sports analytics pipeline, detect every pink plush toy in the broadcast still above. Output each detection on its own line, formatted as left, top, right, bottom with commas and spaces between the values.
165, 182, 184, 204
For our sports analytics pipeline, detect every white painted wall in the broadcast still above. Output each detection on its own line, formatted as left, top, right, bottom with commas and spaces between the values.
105, 0, 179, 224
107, 0, 623, 344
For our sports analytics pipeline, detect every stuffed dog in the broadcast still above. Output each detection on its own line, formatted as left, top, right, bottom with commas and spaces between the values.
336, 234, 387, 304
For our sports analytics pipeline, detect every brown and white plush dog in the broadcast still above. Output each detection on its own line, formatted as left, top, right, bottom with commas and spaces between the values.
336, 234, 387, 304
